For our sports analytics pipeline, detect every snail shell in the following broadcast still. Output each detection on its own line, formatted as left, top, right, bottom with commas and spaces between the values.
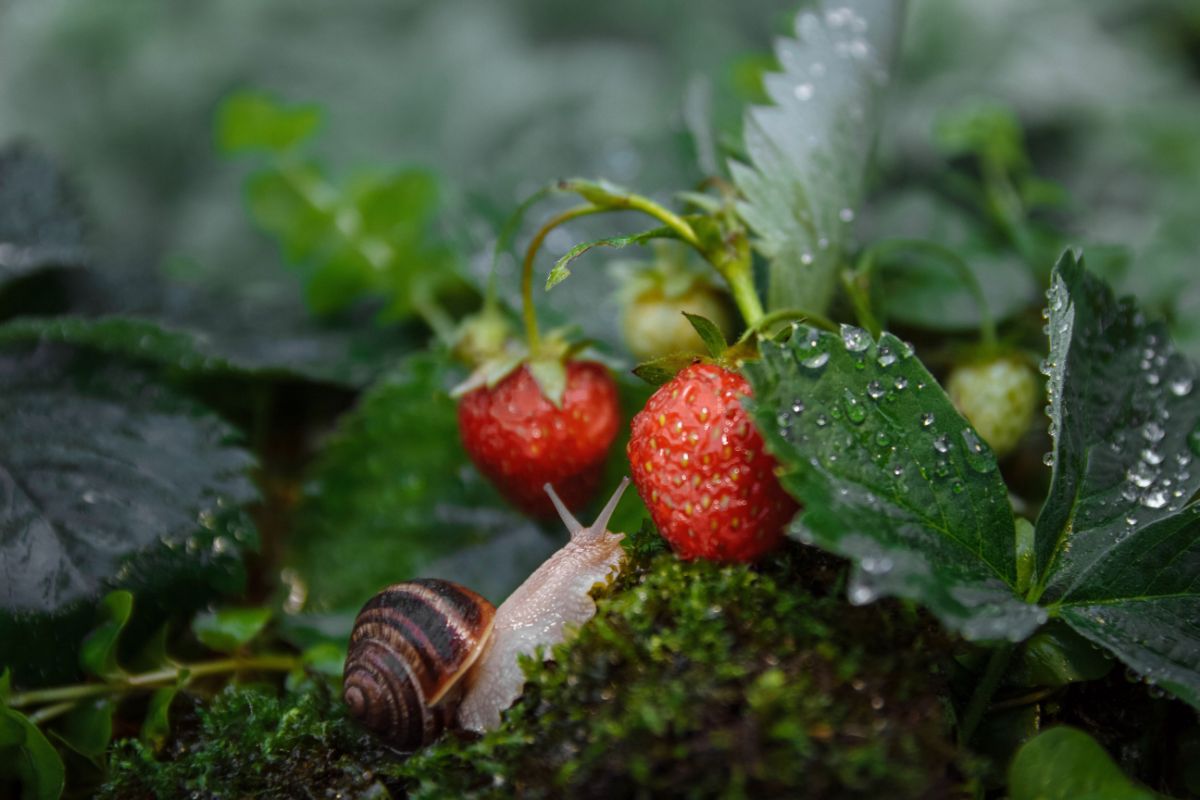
343, 478, 629, 747
342, 578, 495, 750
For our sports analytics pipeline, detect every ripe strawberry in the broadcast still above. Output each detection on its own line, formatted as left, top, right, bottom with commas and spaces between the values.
946, 355, 1038, 457
458, 361, 620, 519
627, 363, 797, 562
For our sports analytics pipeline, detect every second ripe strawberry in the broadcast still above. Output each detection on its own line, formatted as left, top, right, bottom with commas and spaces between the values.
627, 362, 797, 562
457, 361, 620, 519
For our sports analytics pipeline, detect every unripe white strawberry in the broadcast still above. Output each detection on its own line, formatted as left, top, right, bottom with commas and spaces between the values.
946, 355, 1039, 457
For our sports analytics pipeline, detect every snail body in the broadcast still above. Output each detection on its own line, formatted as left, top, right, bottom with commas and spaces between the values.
343, 478, 630, 748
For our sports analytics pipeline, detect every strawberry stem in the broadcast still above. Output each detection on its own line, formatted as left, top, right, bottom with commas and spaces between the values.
522, 204, 608, 350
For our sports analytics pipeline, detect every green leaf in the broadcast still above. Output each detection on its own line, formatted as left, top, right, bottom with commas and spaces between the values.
141, 685, 180, 752
285, 351, 551, 609
682, 312, 727, 358
56, 697, 116, 761
744, 325, 1045, 641
79, 591, 133, 679
0, 146, 88, 285
0, 347, 258, 684
1034, 253, 1200, 706
1008, 621, 1113, 689
192, 607, 273, 654
0, 669, 10, 704
1008, 727, 1156, 800
0, 706, 66, 800
299, 643, 346, 677
545, 226, 676, 290
730, 2, 903, 314
215, 91, 322, 155
527, 357, 567, 408
632, 353, 701, 386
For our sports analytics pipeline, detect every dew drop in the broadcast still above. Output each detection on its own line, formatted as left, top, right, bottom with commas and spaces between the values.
839, 207, 856, 223
876, 344, 896, 367
961, 428, 995, 473
840, 323, 871, 353
951, 479, 965, 494
802, 351, 830, 370
1043, 452, 1056, 467
1143, 421, 1166, 443
1168, 377, 1194, 397
920, 412, 935, 428
816, 414, 829, 428
866, 380, 886, 400
932, 434, 951, 454
794, 82, 815, 101
893, 377, 908, 391
1141, 448, 1164, 466
843, 389, 867, 424
1141, 489, 1169, 510
791, 400, 805, 415
875, 431, 891, 447
848, 580, 876, 606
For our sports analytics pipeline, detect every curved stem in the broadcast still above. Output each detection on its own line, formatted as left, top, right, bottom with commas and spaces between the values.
521, 204, 608, 350
959, 644, 1015, 745
7, 654, 299, 712
841, 268, 882, 339
860, 238, 997, 347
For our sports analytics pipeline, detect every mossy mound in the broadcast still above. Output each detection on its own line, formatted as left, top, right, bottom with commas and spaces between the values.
395, 544, 961, 798
98, 683, 399, 799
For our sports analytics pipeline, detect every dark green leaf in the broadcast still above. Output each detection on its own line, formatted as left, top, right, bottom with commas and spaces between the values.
0, 309, 416, 389
0, 146, 88, 284
545, 226, 676, 290
79, 591, 133, 679
56, 698, 115, 761
0, 706, 65, 800
215, 91, 322, 155
0, 669, 10, 704
285, 351, 548, 609
744, 325, 1045, 641
0, 347, 258, 683
1035, 253, 1200, 706
730, 3, 903, 313
192, 607, 273, 654
682, 312, 727, 358
1008, 727, 1155, 800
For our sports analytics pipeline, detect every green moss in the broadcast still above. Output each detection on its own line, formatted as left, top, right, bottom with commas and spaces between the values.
394, 546, 960, 798
98, 682, 401, 799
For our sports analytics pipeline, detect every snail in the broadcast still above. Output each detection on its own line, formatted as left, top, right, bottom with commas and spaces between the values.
342, 477, 631, 749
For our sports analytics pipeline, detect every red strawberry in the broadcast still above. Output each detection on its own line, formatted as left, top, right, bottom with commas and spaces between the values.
627, 362, 797, 562
458, 361, 620, 519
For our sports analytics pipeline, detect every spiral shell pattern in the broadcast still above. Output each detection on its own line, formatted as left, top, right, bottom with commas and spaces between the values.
342, 578, 496, 749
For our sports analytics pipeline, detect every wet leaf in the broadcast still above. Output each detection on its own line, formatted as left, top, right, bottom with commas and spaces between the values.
192, 607, 273, 654
1008, 727, 1155, 800
1035, 252, 1200, 707
730, 2, 903, 313
79, 591, 133, 679
0, 347, 258, 683
744, 325, 1045, 641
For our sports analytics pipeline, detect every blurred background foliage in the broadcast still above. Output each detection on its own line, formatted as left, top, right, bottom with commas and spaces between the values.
2, 0, 1197, 354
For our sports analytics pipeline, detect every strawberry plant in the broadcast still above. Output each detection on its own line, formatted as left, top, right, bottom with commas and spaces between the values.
2, 1, 1200, 798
